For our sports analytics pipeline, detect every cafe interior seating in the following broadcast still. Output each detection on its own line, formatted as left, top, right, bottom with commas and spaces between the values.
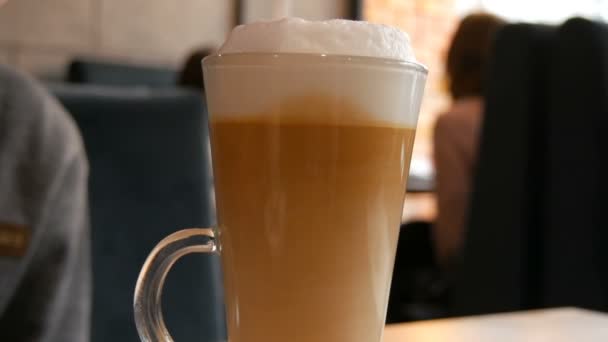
453, 17, 608, 315
390, 17, 608, 321
455, 17, 608, 314
451, 21, 557, 315
67, 58, 178, 88
541, 17, 608, 310
49, 83, 226, 342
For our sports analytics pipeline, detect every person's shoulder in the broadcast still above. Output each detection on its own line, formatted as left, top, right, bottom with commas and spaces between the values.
434, 110, 463, 138
0, 64, 32, 86
1, 64, 59, 114
0, 64, 48, 105
0, 65, 85, 162
436, 98, 483, 131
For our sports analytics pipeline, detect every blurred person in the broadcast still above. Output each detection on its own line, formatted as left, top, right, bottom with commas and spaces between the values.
0, 2, 91, 340
433, 13, 506, 266
177, 47, 215, 91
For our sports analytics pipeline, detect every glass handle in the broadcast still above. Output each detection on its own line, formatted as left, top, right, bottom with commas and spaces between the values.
134, 228, 217, 342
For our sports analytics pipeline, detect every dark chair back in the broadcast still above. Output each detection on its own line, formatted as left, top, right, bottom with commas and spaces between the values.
49, 83, 225, 342
453, 18, 608, 316
68, 59, 177, 87
451, 23, 556, 315
542, 18, 608, 310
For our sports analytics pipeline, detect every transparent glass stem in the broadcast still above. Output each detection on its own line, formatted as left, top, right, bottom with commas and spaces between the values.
133, 228, 217, 342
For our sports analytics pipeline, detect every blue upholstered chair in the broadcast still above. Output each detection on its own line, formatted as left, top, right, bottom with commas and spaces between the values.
67, 59, 177, 88
49, 83, 225, 342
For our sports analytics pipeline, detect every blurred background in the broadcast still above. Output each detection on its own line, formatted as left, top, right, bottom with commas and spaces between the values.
3, 0, 606, 211
3, 0, 607, 155
0, 1, 344, 78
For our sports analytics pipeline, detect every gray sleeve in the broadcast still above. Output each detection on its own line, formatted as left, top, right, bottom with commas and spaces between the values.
0, 66, 92, 342
0, 156, 91, 342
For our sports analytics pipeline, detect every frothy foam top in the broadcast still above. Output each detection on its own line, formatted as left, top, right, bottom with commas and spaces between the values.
219, 17, 416, 62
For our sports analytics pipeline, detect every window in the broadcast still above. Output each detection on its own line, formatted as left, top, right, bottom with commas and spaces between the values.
364, 0, 607, 163
466, 0, 608, 23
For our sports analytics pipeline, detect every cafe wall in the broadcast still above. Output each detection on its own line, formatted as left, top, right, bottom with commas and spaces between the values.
242, 0, 347, 23
0, 0, 347, 78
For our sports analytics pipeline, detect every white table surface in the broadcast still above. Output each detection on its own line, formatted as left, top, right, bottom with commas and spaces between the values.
383, 307, 608, 342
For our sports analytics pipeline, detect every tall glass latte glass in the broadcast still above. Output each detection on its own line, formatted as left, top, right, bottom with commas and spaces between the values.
134, 53, 426, 342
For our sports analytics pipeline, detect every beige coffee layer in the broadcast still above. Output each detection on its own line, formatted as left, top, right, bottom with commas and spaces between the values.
210, 96, 416, 341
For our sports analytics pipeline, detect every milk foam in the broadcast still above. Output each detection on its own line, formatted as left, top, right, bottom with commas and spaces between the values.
219, 17, 417, 62
206, 18, 426, 127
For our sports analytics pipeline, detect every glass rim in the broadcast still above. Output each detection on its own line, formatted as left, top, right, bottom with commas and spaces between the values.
202, 52, 428, 74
